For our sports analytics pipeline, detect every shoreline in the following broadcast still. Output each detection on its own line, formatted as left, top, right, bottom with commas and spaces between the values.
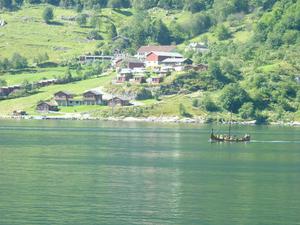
1, 114, 300, 126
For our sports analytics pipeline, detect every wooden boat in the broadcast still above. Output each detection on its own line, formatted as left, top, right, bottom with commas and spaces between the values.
210, 113, 251, 142
210, 129, 251, 142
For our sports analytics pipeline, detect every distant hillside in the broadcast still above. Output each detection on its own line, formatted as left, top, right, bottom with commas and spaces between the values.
0, 0, 299, 122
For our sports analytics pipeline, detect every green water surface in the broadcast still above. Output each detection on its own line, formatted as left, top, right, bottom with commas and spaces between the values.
0, 120, 299, 225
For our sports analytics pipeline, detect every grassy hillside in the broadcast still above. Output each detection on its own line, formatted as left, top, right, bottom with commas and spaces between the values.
0, 5, 97, 61
0, 2, 299, 123
1, 67, 65, 85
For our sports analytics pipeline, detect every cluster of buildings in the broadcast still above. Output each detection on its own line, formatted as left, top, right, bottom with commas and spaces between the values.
79, 44, 209, 85
36, 79, 58, 88
36, 90, 130, 112
0, 79, 58, 98
113, 45, 195, 84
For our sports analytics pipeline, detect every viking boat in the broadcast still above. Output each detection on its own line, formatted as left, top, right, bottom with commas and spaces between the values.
210, 129, 251, 142
210, 113, 251, 142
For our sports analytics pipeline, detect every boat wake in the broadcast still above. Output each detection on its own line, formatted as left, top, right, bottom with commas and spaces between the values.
251, 140, 300, 143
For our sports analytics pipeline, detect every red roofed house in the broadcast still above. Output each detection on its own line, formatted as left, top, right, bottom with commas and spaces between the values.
136, 45, 176, 60
145, 51, 184, 67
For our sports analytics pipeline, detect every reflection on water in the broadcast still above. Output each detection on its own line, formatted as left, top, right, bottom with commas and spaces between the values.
0, 120, 300, 225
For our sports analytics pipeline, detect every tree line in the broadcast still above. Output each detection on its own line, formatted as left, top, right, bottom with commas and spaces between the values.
1, 0, 278, 15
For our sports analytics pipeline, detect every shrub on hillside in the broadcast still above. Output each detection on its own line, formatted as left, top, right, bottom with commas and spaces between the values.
43, 7, 54, 23
136, 88, 153, 100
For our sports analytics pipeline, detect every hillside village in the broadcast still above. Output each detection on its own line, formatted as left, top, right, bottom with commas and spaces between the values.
33, 44, 209, 113
0, 1, 299, 123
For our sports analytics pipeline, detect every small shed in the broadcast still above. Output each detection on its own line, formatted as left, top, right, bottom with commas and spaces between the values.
107, 97, 130, 107
36, 101, 59, 112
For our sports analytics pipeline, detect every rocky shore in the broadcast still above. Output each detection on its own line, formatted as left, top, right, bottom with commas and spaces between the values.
1, 114, 300, 126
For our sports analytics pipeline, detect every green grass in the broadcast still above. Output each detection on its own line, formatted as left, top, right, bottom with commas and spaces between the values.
137, 99, 159, 105
0, 5, 98, 62
0, 67, 66, 85
59, 105, 110, 113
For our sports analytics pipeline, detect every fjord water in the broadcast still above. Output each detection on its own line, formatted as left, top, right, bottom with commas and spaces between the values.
0, 120, 300, 225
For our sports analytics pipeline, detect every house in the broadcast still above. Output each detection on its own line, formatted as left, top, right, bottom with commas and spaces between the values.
79, 55, 114, 63
37, 79, 58, 88
145, 51, 184, 67
186, 42, 209, 53
0, 87, 10, 96
54, 91, 74, 106
107, 97, 130, 107
114, 57, 145, 70
116, 69, 133, 83
136, 45, 176, 60
36, 101, 59, 112
83, 90, 103, 105
130, 75, 146, 84
295, 76, 300, 84
161, 58, 193, 71
0, 85, 21, 97
147, 77, 163, 84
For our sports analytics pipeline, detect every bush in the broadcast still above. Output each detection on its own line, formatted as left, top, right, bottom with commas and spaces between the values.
239, 102, 255, 119
254, 111, 268, 124
192, 99, 200, 107
11, 53, 28, 69
202, 96, 220, 112
220, 83, 250, 113
87, 30, 103, 40
0, 79, 7, 87
43, 7, 54, 23
76, 14, 88, 27
216, 25, 231, 40
136, 88, 153, 100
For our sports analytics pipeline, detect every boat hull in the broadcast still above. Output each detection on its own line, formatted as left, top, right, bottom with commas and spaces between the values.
210, 134, 251, 142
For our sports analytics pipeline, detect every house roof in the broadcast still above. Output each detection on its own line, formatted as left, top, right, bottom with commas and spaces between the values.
84, 90, 103, 95
137, 45, 176, 54
54, 91, 74, 96
38, 101, 58, 107
147, 51, 183, 58
161, 58, 190, 63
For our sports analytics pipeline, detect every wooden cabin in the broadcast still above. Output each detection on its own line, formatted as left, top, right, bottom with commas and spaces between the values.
107, 97, 130, 107
54, 91, 74, 106
36, 102, 59, 112
83, 90, 103, 105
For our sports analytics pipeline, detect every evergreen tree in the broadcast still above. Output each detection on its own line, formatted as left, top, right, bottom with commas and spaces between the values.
42, 7, 54, 23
